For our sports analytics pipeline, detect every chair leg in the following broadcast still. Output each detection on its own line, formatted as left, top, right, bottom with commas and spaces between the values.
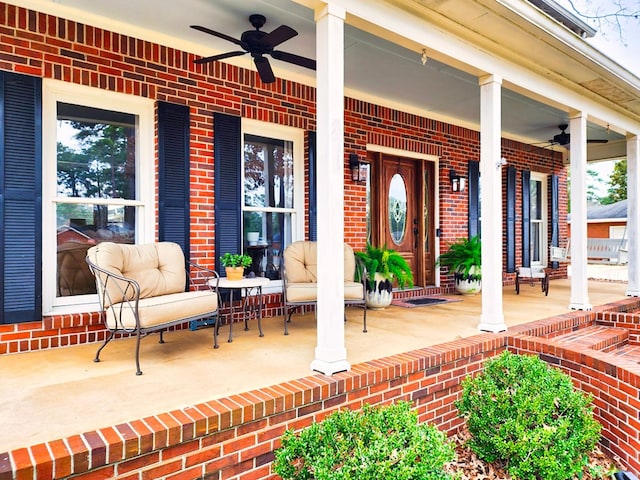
363, 304, 367, 333
515, 274, 520, 295
213, 314, 219, 349
135, 330, 143, 376
158, 330, 165, 344
94, 330, 115, 363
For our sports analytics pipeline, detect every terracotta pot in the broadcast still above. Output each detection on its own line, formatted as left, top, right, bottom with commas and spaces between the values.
225, 266, 244, 281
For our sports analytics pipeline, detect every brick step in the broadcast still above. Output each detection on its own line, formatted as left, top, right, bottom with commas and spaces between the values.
611, 344, 640, 364
553, 326, 628, 352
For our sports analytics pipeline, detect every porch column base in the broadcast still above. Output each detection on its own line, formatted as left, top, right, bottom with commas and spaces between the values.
478, 318, 507, 333
627, 289, 640, 297
310, 359, 350, 376
569, 302, 593, 310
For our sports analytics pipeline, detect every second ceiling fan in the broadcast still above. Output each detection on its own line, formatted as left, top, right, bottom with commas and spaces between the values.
191, 14, 316, 84
549, 124, 609, 147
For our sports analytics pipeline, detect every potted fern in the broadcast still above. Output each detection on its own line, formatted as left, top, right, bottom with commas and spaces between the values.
437, 235, 481, 294
355, 243, 414, 309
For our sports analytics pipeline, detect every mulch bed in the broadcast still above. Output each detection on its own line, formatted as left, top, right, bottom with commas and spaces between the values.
444, 428, 622, 479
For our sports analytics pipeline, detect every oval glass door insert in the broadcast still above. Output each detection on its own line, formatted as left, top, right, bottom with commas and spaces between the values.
389, 173, 407, 245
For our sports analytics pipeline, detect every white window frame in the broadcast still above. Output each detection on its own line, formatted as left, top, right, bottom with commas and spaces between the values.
42, 80, 155, 314
530, 172, 548, 267
241, 119, 305, 291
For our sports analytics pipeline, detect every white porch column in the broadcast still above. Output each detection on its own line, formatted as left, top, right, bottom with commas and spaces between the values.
478, 75, 507, 332
568, 112, 592, 310
310, 2, 350, 375
627, 134, 640, 296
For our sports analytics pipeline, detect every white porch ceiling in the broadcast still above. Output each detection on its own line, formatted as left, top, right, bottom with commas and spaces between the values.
22, 0, 635, 160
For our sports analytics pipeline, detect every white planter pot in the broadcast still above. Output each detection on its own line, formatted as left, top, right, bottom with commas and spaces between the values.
365, 273, 393, 309
454, 265, 481, 295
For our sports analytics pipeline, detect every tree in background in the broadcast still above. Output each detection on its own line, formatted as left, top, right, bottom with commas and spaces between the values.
601, 159, 627, 204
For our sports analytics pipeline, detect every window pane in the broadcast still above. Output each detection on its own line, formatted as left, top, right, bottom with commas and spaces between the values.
244, 134, 294, 209
243, 211, 292, 279
56, 203, 135, 297
531, 222, 541, 262
57, 103, 136, 200
389, 173, 407, 245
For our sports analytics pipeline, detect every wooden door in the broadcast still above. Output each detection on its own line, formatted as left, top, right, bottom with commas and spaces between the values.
373, 154, 435, 286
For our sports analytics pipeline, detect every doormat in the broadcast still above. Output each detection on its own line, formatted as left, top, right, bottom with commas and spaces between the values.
391, 296, 461, 308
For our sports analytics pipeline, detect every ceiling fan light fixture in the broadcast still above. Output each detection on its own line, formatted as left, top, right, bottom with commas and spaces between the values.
420, 48, 428, 66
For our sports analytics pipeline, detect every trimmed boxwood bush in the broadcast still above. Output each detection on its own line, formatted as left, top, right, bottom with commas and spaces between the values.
273, 401, 455, 479
456, 351, 602, 480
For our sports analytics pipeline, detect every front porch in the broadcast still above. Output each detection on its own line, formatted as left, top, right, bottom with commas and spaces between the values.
0, 276, 630, 459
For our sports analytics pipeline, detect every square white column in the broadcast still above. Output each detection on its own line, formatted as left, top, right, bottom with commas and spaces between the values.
626, 135, 640, 296
568, 112, 592, 310
310, 3, 350, 375
478, 74, 507, 333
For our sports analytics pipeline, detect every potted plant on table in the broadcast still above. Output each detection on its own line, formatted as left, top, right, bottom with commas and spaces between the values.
437, 235, 481, 294
355, 243, 414, 309
220, 253, 252, 281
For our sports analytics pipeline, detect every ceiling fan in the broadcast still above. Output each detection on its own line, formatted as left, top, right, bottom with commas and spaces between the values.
549, 124, 609, 146
191, 14, 316, 84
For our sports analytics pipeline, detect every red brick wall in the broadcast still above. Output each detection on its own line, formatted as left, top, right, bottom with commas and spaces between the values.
4, 300, 640, 479
0, 2, 563, 353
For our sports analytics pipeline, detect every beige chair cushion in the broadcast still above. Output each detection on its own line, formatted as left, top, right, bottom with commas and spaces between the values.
105, 290, 218, 330
284, 241, 356, 283
87, 242, 186, 305
285, 281, 363, 303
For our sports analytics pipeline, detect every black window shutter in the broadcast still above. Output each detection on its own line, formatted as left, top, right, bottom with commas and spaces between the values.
522, 170, 531, 267
1, 72, 42, 324
468, 160, 480, 239
158, 102, 190, 259
308, 131, 317, 241
214, 113, 241, 274
550, 174, 559, 269
506, 165, 516, 273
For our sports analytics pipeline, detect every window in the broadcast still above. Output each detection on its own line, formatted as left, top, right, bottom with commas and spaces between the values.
42, 81, 154, 312
530, 173, 548, 266
242, 120, 304, 280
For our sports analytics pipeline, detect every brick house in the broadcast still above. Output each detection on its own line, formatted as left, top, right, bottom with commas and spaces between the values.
1, 0, 640, 477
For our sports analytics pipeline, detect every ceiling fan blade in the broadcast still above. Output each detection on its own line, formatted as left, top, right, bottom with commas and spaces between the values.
260, 25, 297, 48
271, 50, 316, 70
190, 25, 247, 49
254, 56, 276, 83
194, 51, 246, 64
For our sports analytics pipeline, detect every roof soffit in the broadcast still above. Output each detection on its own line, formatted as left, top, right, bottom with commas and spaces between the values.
383, 0, 640, 122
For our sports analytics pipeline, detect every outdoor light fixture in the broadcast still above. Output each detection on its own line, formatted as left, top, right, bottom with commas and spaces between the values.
349, 153, 368, 183
449, 168, 466, 192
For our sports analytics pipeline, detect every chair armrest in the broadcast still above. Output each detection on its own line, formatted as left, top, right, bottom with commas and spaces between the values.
86, 257, 142, 331
188, 261, 220, 291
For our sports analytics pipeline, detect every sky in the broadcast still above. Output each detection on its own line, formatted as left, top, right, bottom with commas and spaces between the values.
553, 0, 638, 196
554, 0, 639, 74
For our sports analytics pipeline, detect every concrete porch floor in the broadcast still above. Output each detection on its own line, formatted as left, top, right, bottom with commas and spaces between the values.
0, 275, 629, 454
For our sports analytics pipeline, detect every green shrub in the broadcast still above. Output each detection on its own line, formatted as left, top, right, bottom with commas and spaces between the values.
273, 401, 455, 480
456, 351, 602, 480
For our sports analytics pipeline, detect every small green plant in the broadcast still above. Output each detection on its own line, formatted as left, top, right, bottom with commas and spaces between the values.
273, 401, 455, 480
219, 252, 252, 268
354, 243, 414, 289
456, 351, 602, 480
437, 235, 481, 281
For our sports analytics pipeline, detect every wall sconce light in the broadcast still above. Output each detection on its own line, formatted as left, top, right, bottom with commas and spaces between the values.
496, 157, 507, 170
349, 153, 368, 183
449, 168, 466, 192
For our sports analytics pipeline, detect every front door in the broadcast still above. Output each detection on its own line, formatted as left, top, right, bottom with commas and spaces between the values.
369, 153, 436, 286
